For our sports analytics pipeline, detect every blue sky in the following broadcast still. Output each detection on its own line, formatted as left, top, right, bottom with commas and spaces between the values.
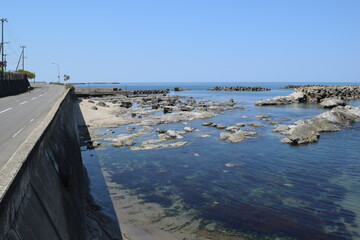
2, 0, 359, 83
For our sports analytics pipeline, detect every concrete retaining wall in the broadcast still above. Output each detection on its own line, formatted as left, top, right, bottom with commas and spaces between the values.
0, 90, 87, 239
0, 72, 30, 97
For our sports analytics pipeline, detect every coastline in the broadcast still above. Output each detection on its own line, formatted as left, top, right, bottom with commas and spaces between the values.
78, 85, 360, 240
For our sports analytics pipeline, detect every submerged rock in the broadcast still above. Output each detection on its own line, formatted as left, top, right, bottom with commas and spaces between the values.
138, 111, 217, 126
131, 141, 189, 150
247, 122, 263, 127
199, 134, 211, 138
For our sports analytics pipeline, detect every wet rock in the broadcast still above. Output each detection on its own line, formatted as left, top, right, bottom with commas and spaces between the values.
184, 127, 196, 132
163, 107, 173, 114
90, 106, 98, 110
220, 130, 257, 143
112, 143, 123, 148
180, 105, 194, 111
235, 122, 246, 127
225, 126, 240, 132
255, 114, 269, 118
87, 141, 101, 149
247, 122, 263, 127
166, 130, 179, 138
319, 98, 346, 108
156, 129, 167, 134
216, 124, 227, 129
119, 101, 132, 108
124, 140, 136, 147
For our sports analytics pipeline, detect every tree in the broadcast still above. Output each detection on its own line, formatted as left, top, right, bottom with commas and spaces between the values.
15, 69, 36, 79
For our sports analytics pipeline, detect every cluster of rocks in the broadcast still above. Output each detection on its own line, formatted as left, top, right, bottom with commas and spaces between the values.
281, 84, 325, 89
133, 89, 170, 95
296, 85, 360, 102
208, 86, 271, 91
273, 106, 360, 145
130, 127, 199, 150
201, 121, 259, 143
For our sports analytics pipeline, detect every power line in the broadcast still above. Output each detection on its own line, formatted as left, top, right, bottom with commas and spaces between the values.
5, 22, 22, 46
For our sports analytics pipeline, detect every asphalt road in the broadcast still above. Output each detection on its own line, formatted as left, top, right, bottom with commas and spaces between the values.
0, 83, 65, 169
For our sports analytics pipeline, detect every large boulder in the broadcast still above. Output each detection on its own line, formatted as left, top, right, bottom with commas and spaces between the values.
276, 106, 360, 145
319, 98, 346, 108
255, 91, 307, 106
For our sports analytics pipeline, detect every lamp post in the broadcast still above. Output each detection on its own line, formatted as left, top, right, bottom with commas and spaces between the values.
52, 62, 60, 83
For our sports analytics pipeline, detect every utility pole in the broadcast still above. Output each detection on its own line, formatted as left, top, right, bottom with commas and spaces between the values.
3, 54, 6, 72
20, 46, 26, 70
1, 18, 8, 81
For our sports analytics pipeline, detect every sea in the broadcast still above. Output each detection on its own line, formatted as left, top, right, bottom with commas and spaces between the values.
78, 82, 360, 240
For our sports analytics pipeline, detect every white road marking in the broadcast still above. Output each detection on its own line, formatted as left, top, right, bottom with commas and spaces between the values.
31, 97, 37, 100
30, 112, 41, 122
0, 108, 12, 114
12, 126, 26, 138
20, 101, 28, 105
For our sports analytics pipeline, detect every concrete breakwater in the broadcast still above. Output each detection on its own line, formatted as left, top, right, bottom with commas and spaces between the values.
295, 85, 360, 102
208, 86, 271, 91
0, 72, 30, 97
256, 86, 360, 106
133, 89, 170, 95
0, 90, 120, 239
280, 84, 325, 89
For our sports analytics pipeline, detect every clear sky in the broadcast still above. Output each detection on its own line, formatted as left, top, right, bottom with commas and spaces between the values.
2, 0, 359, 83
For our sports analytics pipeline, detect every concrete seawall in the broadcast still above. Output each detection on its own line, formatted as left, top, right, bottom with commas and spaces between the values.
0, 90, 88, 239
0, 72, 30, 97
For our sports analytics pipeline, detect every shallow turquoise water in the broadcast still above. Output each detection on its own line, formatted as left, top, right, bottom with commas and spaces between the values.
81, 82, 360, 240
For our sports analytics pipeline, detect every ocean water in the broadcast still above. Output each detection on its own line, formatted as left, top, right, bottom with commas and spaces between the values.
80, 82, 360, 240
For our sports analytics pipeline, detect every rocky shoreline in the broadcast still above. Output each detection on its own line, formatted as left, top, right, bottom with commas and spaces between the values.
77, 86, 360, 240
208, 86, 271, 91
78, 93, 262, 151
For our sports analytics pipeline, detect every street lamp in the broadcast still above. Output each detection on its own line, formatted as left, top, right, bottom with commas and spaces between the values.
52, 62, 60, 83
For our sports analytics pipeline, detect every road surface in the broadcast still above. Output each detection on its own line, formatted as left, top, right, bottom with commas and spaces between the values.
0, 83, 65, 169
